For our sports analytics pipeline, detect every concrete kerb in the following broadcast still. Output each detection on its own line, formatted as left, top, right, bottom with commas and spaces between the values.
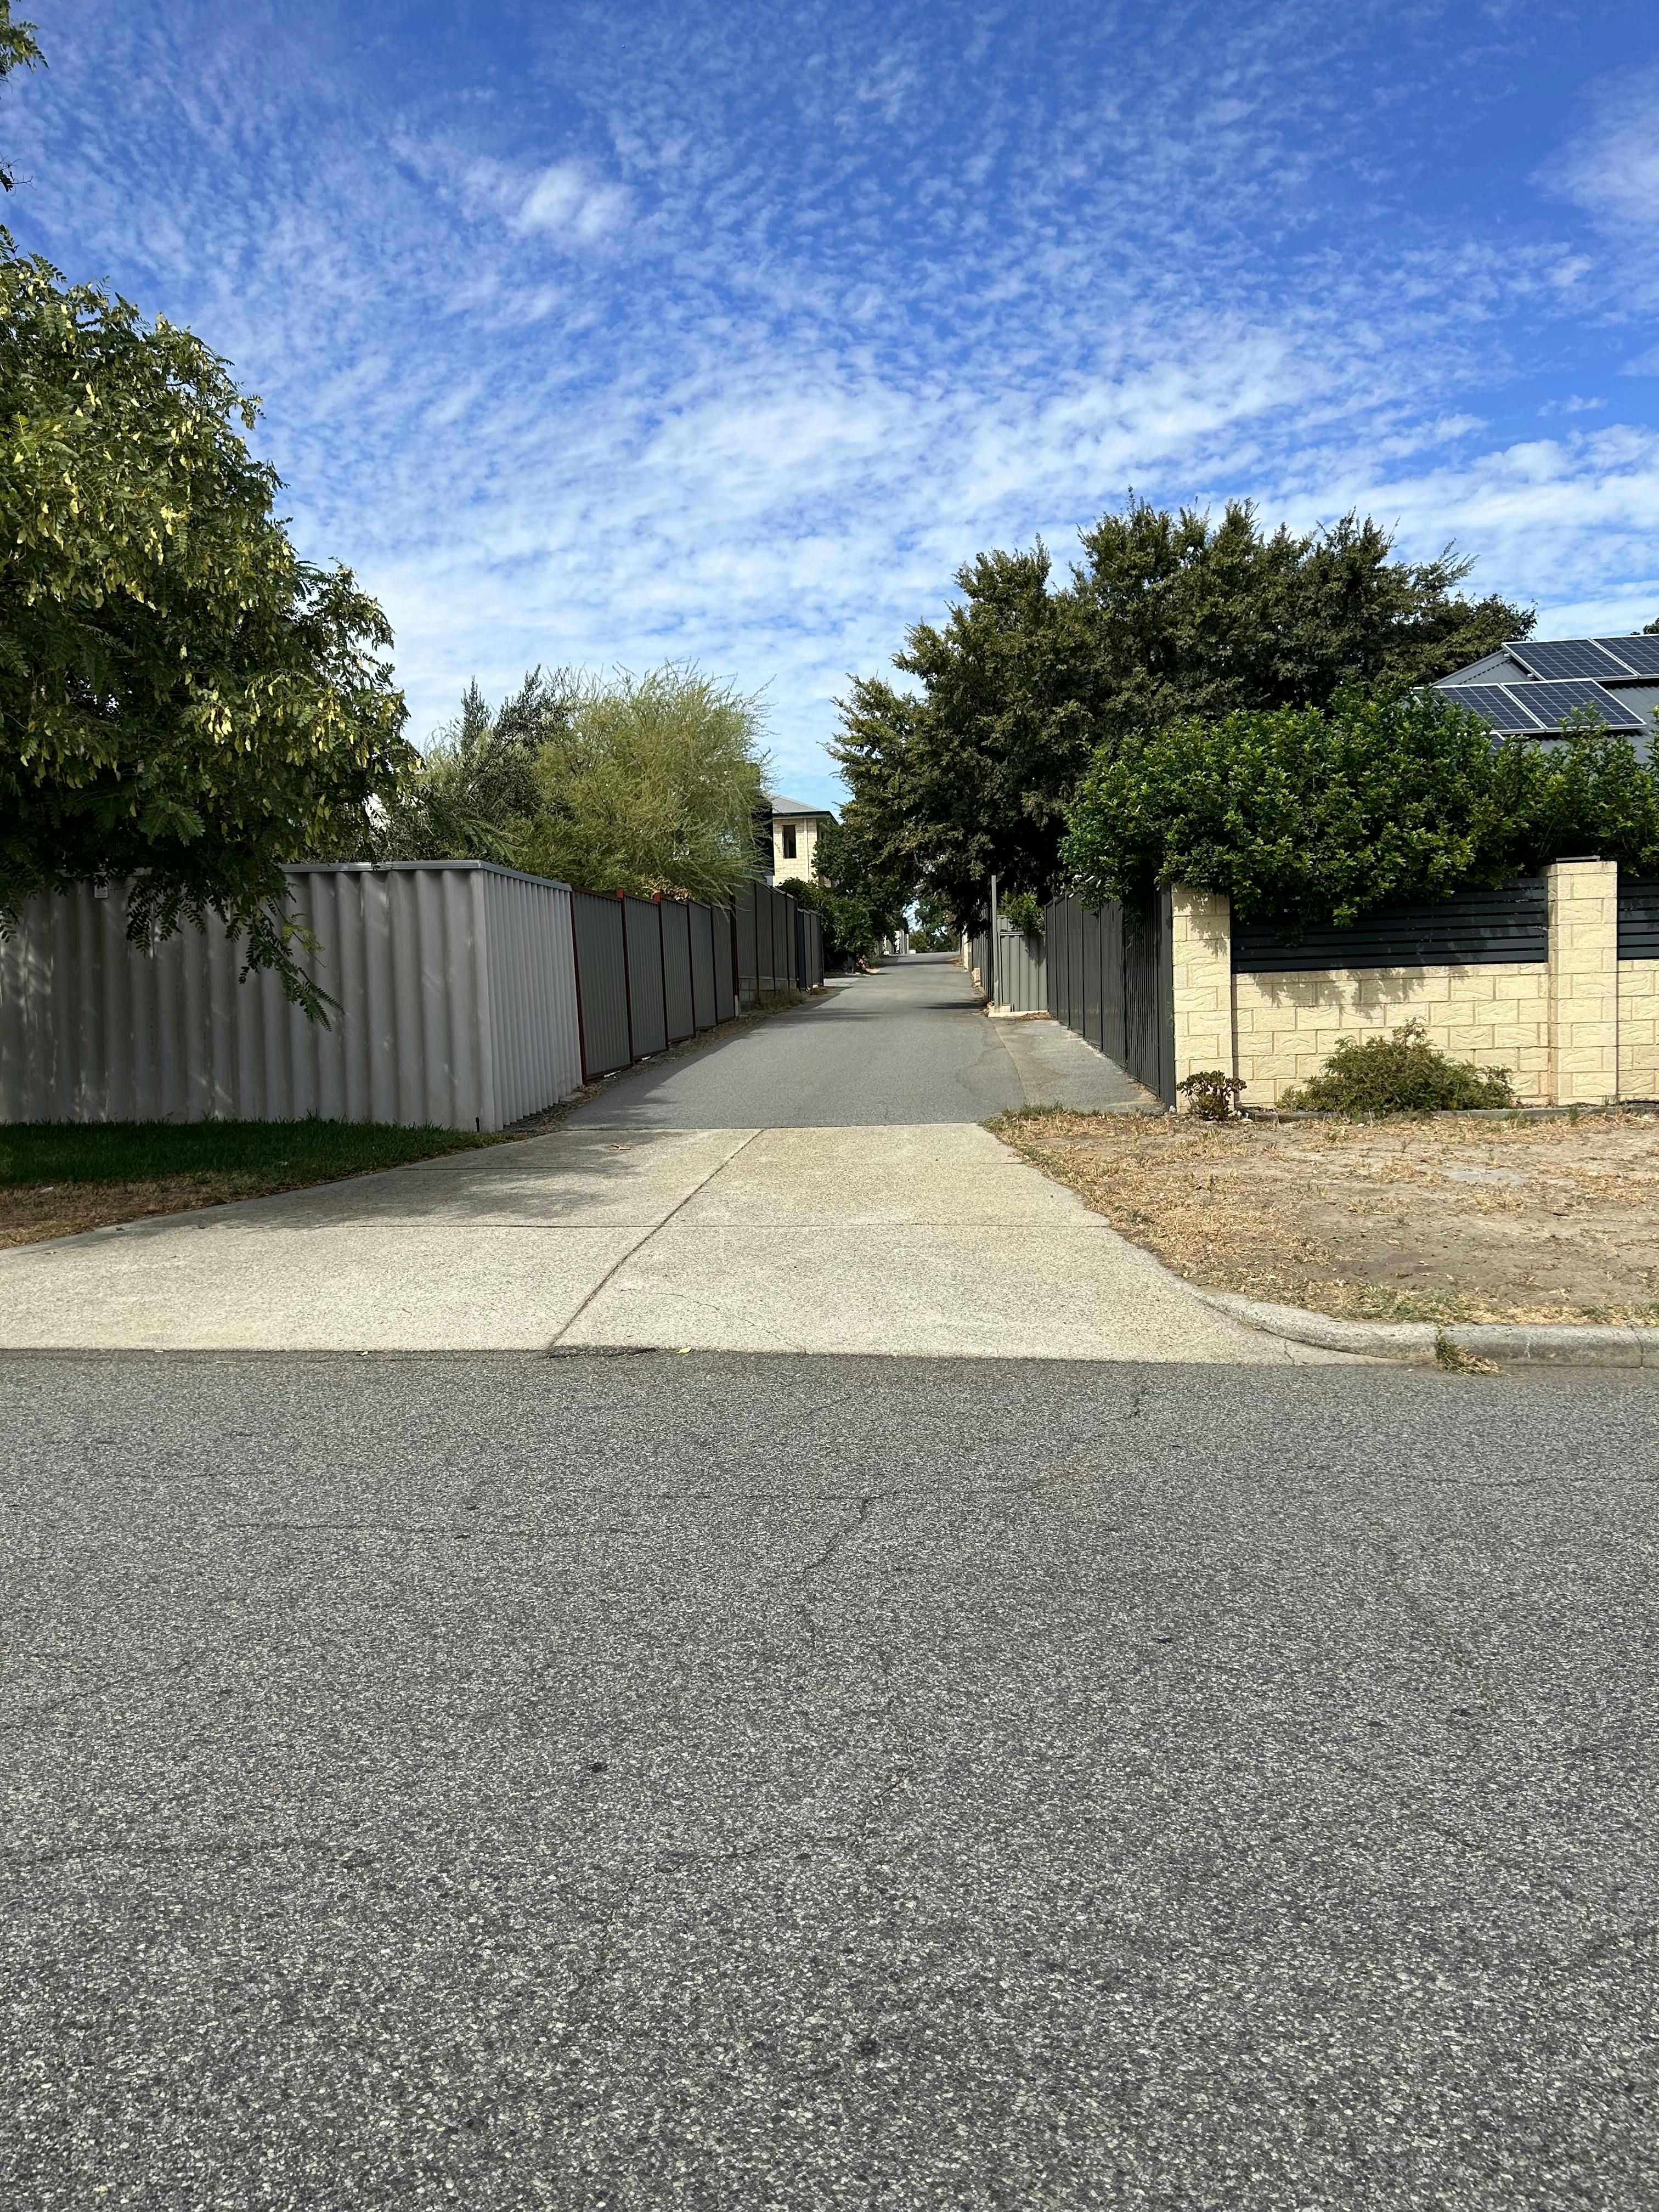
1189, 1285, 1659, 1369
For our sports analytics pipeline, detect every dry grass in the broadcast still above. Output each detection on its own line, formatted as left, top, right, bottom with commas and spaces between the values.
991, 1106, 1659, 1327
0, 1121, 499, 1251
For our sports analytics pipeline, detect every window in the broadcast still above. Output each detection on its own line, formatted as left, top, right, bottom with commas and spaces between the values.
780, 823, 797, 860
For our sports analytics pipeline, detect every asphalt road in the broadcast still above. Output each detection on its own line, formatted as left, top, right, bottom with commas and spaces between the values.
577, 956, 1031, 1127
5, 1350, 1657, 2209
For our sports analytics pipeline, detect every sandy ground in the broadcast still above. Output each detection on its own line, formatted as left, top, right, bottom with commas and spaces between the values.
994, 1107, 1659, 1326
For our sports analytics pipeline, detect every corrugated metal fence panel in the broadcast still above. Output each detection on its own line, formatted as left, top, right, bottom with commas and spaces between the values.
758, 888, 776, 992
734, 884, 759, 1007
1618, 877, 1659, 960
967, 930, 990, 992
689, 901, 718, 1030
713, 907, 737, 1022
992, 919, 1047, 1011
478, 870, 583, 1125
0, 864, 589, 1131
1233, 877, 1550, 974
661, 900, 695, 1042
1123, 890, 1174, 1105
797, 908, 824, 990
569, 888, 631, 1078
622, 896, 668, 1057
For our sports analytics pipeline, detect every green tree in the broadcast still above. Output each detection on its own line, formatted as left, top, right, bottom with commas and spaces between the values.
1061, 687, 1659, 934
351, 673, 560, 865
834, 500, 1533, 925
0, 3, 42, 193
518, 664, 767, 901
0, 248, 411, 1014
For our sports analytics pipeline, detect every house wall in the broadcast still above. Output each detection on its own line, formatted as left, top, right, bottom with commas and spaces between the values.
772, 818, 822, 883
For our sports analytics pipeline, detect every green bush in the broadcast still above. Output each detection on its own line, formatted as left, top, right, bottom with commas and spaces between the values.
1176, 1069, 1245, 1120
1060, 685, 1659, 935
1280, 1022, 1515, 1114
1001, 890, 1045, 940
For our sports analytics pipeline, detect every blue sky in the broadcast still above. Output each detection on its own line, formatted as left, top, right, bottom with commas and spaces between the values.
9, 2, 1659, 806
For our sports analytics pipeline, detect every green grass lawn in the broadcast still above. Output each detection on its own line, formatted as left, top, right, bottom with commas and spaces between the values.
0, 1118, 499, 1192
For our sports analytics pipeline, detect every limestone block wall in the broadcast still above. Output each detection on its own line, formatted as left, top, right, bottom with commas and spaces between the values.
1167, 860, 1639, 1111
1548, 861, 1619, 1105
1621, 961, 1659, 1100
1170, 888, 1232, 1090
1231, 964, 1552, 1107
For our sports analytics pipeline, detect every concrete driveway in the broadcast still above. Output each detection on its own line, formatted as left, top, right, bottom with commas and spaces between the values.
0, 961, 1316, 1361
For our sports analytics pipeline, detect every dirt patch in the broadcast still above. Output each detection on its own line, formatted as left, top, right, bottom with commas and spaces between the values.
992, 1107, 1659, 1327
0, 1176, 281, 1250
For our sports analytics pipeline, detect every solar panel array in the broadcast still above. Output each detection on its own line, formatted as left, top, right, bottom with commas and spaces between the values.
1438, 679, 1644, 734
1507, 638, 1630, 681
1594, 634, 1659, 678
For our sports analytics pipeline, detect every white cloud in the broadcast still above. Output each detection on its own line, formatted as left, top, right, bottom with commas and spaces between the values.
1552, 61, 1659, 235
16, 0, 1659, 805
517, 161, 631, 242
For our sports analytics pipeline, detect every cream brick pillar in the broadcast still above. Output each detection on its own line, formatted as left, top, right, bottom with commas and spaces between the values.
1170, 885, 1234, 1101
1547, 859, 1618, 1104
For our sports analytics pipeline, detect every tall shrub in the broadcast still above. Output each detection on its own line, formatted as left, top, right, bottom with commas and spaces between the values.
1061, 688, 1659, 933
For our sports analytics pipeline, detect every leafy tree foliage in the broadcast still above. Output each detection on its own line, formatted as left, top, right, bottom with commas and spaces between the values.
0, 3, 42, 194
367, 664, 768, 904
351, 673, 557, 866
833, 500, 1534, 926
0, 247, 411, 1014
1061, 689, 1659, 935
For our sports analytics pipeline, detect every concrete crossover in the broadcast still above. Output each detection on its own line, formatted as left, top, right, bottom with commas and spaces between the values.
0, 1120, 1324, 1361
0, 961, 1335, 1361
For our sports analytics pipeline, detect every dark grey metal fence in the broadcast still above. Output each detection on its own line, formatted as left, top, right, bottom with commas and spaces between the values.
1233, 878, 1549, 972
714, 910, 737, 1021
660, 899, 694, 1043
1043, 893, 1170, 1104
735, 885, 759, 1008
690, 902, 717, 1030
1618, 877, 1659, 960
622, 895, 667, 1058
571, 889, 632, 1079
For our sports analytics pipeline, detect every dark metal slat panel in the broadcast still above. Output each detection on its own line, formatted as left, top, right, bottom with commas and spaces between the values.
1619, 879, 1659, 960
1233, 879, 1548, 973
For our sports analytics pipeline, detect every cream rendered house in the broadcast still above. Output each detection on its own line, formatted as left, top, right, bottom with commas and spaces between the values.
764, 794, 837, 884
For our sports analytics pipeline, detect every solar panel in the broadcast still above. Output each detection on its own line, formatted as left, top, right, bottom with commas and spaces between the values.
1594, 635, 1659, 678
1438, 680, 1644, 735
1523, 679, 1644, 731
1507, 637, 1630, 681
1439, 684, 1545, 731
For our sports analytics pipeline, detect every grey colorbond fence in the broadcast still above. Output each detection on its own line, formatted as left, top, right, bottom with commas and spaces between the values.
661, 899, 695, 1042
690, 902, 717, 1031
798, 908, 824, 989
568, 886, 795, 1084
622, 896, 668, 1058
571, 890, 633, 1079
732, 882, 805, 1003
991, 917, 1047, 1011
1, 863, 584, 1131
1233, 878, 1550, 973
1043, 891, 1173, 1105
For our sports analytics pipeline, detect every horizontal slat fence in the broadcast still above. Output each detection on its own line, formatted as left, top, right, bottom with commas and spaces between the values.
1233, 878, 1550, 973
